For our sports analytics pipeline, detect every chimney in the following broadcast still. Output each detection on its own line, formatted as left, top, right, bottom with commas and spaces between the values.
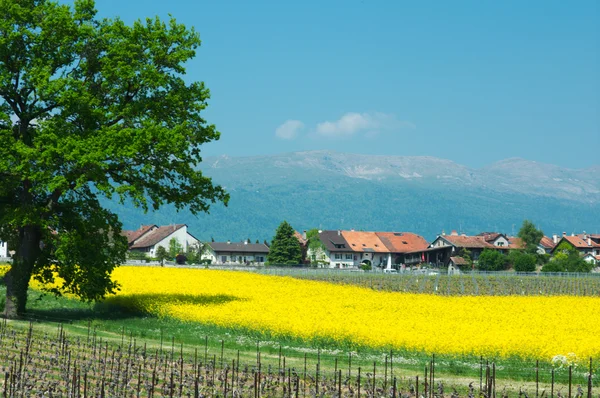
553, 234, 558, 244
226, 240, 230, 244
562, 232, 566, 237
318, 230, 322, 234
338, 230, 341, 236
302, 230, 307, 240
442, 230, 446, 236
588, 237, 592, 246
451, 230, 458, 236
461, 232, 467, 237
244, 239, 248, 245
583, 231, 587, 240
571, 232, 575, 237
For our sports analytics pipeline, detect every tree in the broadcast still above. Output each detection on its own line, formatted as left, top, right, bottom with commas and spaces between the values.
476, 249, 508, 271
542, 252, 593, 273
168, 238, 183, 259
459, 248, 474, 270
155, 246, 168, 267
306, 228, 326, 266
0, 0, 228, 317
517, 220, 544, 254
510, 251, 537, 272
267, 221, 302, 265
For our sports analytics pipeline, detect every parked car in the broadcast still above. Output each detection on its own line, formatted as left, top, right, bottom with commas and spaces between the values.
383, 269, 398, 274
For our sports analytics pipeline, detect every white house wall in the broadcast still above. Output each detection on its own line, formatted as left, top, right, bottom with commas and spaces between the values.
201, 249, 267, 265
150, 226, 190, 256
0, 241, 7, 258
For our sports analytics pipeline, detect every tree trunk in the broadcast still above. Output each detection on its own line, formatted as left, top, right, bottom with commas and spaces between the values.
3, 225, 41, 318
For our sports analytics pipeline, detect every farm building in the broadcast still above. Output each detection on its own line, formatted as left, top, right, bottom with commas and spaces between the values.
122, 224, 199, 257
202, 240, 269, 265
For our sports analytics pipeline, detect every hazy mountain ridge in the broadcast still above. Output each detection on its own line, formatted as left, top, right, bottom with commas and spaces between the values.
109, 151, 600, 242
203, 151, 600, 203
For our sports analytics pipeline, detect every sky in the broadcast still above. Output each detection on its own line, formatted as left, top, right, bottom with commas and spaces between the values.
92, 0, 598, 169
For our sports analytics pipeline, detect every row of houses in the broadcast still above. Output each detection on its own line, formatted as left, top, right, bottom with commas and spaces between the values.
121, 224, 600, 269
2, 225, 599, 268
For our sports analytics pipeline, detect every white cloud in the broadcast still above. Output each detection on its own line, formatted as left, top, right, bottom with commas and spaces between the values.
315, 112, 414, 137
275, 120, 304, 140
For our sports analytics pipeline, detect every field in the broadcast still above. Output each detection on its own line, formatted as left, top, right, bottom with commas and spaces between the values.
0, 265, 599, 396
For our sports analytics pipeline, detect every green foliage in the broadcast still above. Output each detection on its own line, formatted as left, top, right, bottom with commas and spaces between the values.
554, 240, 576, 254
517, 220, 544, 253
168, 238, 184, 258
476, 249, 508, 271
155, 246, 169, 266
510, 251, 537, 272
0, 0, 228, 315
459, 248, 474, 270
360, 263, 372, 271
542, 252, 593, 273
267, 221, 302, 265
127, 251, 149, 262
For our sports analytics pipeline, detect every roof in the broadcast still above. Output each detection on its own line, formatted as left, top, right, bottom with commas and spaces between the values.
318, 230, 350, 252
376, 232, 429, 253
294, 231, 307, 246
563, 235, 600, 249
341, 231, 388, 253
130, 224, 186, 249
539, 236, 556, 249
439, 235, 493, 249
506, 237, 525, 249
208, 242, 270, 254
449, 256, 467, 265
123, 225, 157, 245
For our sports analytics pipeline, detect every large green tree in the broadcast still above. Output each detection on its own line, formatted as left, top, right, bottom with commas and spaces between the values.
517, 220, 544, 253
0, 0, 228, 317
476, 249, 508, 271
267, 221, 302, 265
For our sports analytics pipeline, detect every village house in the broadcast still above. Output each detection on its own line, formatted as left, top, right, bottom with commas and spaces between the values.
306, 230, 430, 269
202, 240, 269, 265
538, 235, 557, 254
428, 230, 524, 266
122, 224, 199, 257
551, 232, 600, 264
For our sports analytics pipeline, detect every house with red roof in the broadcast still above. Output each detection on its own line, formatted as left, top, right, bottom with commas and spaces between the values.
122, 224, 200, 257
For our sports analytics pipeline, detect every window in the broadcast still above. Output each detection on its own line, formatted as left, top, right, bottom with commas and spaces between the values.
221, 256, 227, 263
345, 254, 353, 260
335, 253, 341, 259
497, 242, 505, 247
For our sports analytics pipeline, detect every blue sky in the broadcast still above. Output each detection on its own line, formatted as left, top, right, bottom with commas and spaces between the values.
94, 0, 598, 169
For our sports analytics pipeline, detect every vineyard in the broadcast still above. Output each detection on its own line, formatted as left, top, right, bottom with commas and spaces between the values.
0, 320, 596, 397
255, 268, 600, 297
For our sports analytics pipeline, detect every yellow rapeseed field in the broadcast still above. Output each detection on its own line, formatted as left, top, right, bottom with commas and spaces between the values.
103, 267, 600, 361
1, 265, 597, 361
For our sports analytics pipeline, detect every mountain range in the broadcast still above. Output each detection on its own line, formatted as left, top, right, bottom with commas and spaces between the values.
106, 151, 600, 242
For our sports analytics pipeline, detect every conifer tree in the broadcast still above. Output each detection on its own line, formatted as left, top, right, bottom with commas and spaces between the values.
267, 221, 302, 265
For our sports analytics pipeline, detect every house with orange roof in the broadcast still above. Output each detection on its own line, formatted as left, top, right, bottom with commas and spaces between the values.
551, 232, 600, 264
307, 229, 431, 269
